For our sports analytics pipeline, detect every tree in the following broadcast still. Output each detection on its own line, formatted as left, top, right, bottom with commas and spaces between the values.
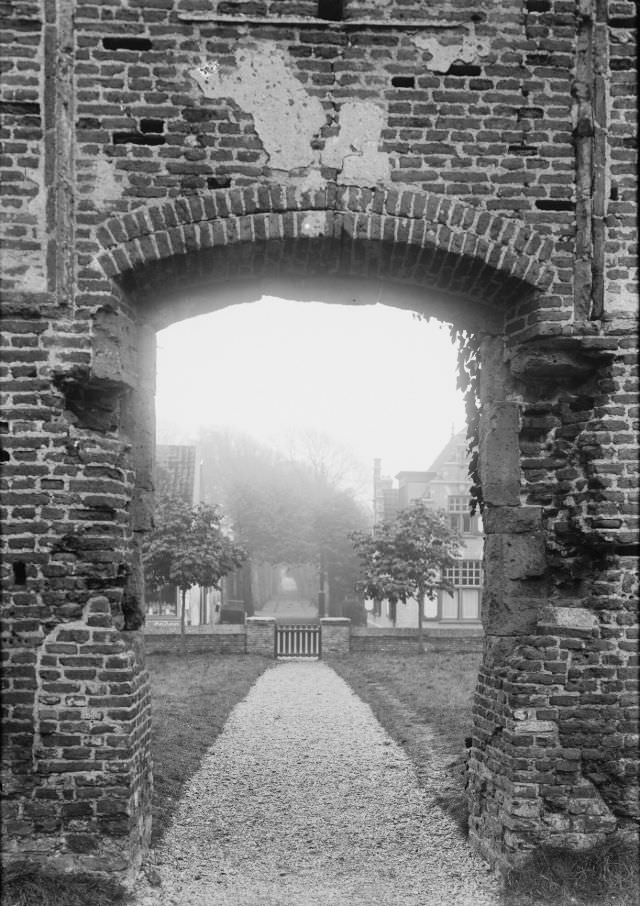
311, 485, 369, 616
198, 429, 371, 615
143, 496, 247, 640
350, 501, 461, 651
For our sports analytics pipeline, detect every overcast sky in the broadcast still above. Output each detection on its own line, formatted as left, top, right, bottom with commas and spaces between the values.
155, 297, 466, 485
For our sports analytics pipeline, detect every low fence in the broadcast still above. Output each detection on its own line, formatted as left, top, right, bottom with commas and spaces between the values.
143, 619, 483, 657
351, 626, 483, 655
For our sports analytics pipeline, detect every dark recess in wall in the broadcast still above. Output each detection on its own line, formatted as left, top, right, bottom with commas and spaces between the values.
103, 36, 153, 51
207, 176, 232, 189
448, 65, 482, 77
317, 0, 344, 21
140, 118, 164, 134
13, 562, 27, 585
391, 76, 416, 88
535, 199, 574, 211
113, 132, 165, 146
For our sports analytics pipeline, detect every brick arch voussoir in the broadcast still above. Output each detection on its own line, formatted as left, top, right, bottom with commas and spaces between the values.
95, 185, 556, 294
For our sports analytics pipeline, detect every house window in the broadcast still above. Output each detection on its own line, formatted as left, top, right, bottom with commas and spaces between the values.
147, 584, 178, 616
447, 494, 481, 534
439, 559, 483, 621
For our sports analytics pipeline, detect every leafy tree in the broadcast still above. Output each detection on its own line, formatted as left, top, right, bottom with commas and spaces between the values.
199, 429, 371, 614
350, 501, 461, 651
200, 430, 315, 566
311, 485, 369, 616
143, 496, 247, 638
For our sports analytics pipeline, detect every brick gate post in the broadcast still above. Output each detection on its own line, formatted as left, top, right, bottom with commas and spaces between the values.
320, 618, 351, 656
246, 617, 276, 658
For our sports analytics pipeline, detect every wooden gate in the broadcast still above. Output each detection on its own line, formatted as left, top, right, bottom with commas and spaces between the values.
276, 624, 320, 658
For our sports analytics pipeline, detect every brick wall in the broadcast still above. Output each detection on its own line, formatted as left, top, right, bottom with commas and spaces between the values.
1, 0, 637, 880
351, 626, 484, 655
10, 597, 151, 878
143, 629, 246, 655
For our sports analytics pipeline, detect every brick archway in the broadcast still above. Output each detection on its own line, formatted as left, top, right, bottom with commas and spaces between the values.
49, 181, 627, 881
7, 175, 630, 884
94, 185, 555, 313
2, 0, 637, 886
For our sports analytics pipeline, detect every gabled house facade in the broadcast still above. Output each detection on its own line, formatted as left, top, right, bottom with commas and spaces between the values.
368, 429, 483, 629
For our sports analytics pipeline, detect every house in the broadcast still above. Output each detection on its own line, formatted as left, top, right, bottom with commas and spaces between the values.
145, 444, 221, 629
368, 429, 483, 628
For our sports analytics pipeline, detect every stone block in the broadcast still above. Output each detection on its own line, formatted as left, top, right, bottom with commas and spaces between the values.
483, 506, 543, 534
509, 348, 594, 384
479, 335, 510, 404
479, 402, 521, 506
485, 532, 547, 582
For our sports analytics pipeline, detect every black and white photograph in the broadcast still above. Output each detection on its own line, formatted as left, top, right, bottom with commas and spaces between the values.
0, 1, 637, 904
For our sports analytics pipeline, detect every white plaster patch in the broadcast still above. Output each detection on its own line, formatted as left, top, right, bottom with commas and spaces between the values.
92, 156, 125, 206
321, 101, 390, 187
414, 24, 490, 73
512, 719, 559, 736
294, 168, 327, 201
190, 43, 326, 172
0, 247, 46, 292
0, 159, 47, 292
538, 605, 599, 631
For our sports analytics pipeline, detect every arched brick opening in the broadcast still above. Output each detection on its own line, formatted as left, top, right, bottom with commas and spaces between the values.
95, 185, 555, 308
87, 183, 556, 633
15, 185, 637, 881
2, 0, 637, 886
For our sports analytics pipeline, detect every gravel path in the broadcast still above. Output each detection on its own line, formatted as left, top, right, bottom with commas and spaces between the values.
134, 660, 500, 906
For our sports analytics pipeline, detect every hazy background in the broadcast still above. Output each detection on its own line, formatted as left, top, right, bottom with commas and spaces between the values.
155, 297, 466, 493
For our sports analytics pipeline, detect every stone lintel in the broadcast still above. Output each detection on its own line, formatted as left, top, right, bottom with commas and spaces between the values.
479, 402, 521, 506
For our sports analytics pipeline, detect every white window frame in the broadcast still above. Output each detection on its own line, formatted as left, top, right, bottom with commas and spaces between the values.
435, 558, 483, 621
447, 495, 482, 535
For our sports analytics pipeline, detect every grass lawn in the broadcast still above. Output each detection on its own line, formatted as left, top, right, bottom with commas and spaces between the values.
147, 651, 273, 846
329, 652, 638, 906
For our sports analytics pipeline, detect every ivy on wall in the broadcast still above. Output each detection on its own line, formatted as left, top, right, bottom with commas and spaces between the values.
450, 327, 483, 515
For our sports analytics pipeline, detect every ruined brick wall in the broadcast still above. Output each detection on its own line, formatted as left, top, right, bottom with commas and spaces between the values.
1, 0, 637, 880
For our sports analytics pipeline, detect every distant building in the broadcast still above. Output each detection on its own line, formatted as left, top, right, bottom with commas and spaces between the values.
146, 444, 220, 628
369, 429, 483, 628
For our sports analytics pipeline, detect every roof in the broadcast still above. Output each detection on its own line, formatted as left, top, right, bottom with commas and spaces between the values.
395, 470, 436, 483
425, 428, 468, 474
